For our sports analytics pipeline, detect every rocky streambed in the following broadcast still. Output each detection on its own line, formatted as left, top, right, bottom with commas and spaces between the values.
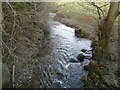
33, 13, 92, 88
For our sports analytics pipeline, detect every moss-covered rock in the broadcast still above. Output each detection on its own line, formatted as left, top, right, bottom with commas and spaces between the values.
75, 28, 82, 35
83, 61, 111, 88
86, 61, 100, 73
75, 28, 87, 38
75, 28, 85, 37
77, 53, 85, 62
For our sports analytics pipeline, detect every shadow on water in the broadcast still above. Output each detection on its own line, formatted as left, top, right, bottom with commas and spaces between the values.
35, 13, 92, 88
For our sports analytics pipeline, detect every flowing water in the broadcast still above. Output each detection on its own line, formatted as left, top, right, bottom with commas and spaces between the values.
35, 13, 92, 88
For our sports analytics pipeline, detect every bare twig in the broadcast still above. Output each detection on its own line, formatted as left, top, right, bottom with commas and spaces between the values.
2, 38, 22, 60
1, 39, 12, 55
89, 2, 106, 19
6, 0, 17, 40
100, 3, 109, 8
12, 65, 15, 88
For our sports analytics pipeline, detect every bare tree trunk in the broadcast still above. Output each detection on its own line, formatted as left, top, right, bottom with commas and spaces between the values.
95, 2, 119, 62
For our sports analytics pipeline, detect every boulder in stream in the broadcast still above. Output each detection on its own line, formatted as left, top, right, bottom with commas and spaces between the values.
75, 28, 86, 38
77, 53, 85, 62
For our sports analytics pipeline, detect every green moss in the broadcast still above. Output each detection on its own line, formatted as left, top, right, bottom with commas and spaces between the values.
84, 77, 93, 88
83, 61, 110, 88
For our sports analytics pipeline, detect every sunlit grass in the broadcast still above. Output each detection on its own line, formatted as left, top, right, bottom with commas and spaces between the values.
54, 2, 109, 20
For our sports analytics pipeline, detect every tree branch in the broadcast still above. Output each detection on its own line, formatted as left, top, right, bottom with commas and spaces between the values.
6, 1, 17, 40
100, 3, 109, 8
89, 2, 109, 20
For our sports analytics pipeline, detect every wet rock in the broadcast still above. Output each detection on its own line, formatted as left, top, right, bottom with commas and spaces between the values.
81, 49, 87, 53
84, 65, 89, 71
77, 53, 85, 62
75, 28, 82, 37
69, 58, 79, 63
75, 28, 86, 38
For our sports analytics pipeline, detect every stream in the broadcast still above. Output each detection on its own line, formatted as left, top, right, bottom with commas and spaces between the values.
35, 13, 92, 88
